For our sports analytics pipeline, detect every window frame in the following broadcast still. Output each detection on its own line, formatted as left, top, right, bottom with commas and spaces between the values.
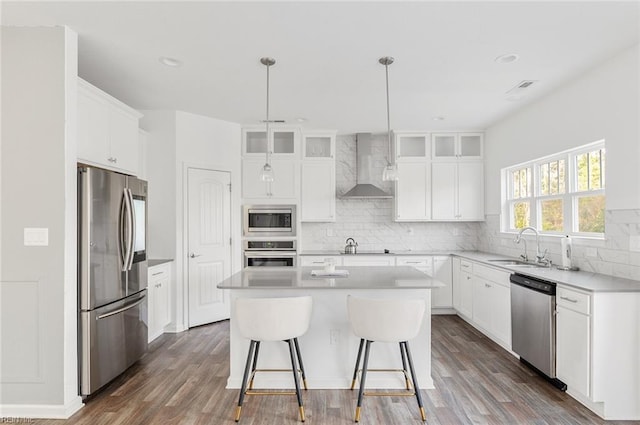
502, 140, 605, 238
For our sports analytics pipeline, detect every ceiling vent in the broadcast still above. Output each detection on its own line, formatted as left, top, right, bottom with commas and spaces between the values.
506, 80, 538, 95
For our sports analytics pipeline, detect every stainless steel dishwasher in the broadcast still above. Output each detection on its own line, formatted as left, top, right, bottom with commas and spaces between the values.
510, 273, 567, 390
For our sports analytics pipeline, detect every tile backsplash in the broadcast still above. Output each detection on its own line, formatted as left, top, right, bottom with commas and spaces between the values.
478, 210, 640, 281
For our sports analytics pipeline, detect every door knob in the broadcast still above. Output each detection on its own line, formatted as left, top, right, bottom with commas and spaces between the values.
189, 253, 202, 258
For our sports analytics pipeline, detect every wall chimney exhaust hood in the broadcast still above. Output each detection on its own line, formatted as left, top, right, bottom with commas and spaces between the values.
341, 133, 393, 199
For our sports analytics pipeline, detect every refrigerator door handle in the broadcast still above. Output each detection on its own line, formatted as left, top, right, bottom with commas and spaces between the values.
96, 296, 145, 320
126, 188, 136, 270
120, 188, 134, 271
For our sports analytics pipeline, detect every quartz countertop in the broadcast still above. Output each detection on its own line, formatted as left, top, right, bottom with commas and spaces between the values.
216, 266, 445, 290
297, 250, 640, 293
451, 251, 640, 293
148, 259, 174, 267
299, 250, 452, 256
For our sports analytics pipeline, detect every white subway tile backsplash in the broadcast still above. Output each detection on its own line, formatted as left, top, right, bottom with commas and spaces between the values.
478, 210, 640, 280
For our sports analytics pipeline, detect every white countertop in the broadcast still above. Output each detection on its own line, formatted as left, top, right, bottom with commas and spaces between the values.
297, 250, 640, 293
216, 266, 445, 290
452, 251, 640, 293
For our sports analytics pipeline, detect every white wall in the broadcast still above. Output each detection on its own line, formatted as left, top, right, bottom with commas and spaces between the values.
485, 45, 640, 214
0, 26, 83, 417
141, 110, 241, 332
481, 44, 640, 280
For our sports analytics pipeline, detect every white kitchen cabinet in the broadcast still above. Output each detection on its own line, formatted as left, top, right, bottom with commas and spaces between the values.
394, 132, 429, 161
431, 256, 453, 309
242, 127, 298, 157
138, 129, 149, 181
556, 286, 591, 399
242, 158, 297, 199
432, 161, 484, 221
455, 260, 474, 319
301, 160, 335, 222
471, 263, 511, 348
298, 255, 343, 267
342, 256, 395, 267
148, 262, 172, 343
77, 78, 142, 175
432, 132, 483, 159
394, 162, 431, 221
302, 132, 335, 159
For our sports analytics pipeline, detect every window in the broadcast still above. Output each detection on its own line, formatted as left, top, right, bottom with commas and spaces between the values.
503, 140, 605, 236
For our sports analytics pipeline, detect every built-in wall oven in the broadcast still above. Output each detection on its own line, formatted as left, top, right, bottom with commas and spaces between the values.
243, 240, 297, 267
243, 205, 296, 237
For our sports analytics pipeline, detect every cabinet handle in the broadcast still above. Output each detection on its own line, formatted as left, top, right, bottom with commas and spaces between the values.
559, 296, 578, 303
152, 272, 163, 276
466, 276, 471, 280
406, 261, 421, 264
461, 264, 470, 269
312, 261, 324, 264
485, 283, 491, 288
113, 157, 117, 163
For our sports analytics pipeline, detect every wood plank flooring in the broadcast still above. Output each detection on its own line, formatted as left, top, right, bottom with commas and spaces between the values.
31, 315, 629, 424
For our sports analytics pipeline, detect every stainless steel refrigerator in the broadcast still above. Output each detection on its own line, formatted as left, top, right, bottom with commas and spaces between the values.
78, 165, 148, 397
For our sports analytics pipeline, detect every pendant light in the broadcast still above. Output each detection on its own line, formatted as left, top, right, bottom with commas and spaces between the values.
380, 56, 398, 182
258, 57, 276, 182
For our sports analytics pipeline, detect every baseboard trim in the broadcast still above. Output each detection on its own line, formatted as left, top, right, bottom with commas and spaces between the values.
0, 396, 83, 419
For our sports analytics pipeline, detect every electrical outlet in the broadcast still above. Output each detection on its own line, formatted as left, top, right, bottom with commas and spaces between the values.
329, 329, 340, 345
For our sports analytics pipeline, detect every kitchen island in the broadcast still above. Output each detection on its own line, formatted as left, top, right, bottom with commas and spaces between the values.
217, 266, 444, 390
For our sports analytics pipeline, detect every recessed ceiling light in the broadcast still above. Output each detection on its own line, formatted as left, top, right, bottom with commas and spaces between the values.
495, 53, 520, 64
432, 116, 445, 121
159, 56, 182, 67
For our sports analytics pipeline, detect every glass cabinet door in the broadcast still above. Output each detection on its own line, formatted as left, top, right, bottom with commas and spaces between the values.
272, 130, 295, 154
302, 133, 335, 159
244, 130, 268, 154
395, 134, 428, 159
432, 134, 457, 158
459, 133, 483, 158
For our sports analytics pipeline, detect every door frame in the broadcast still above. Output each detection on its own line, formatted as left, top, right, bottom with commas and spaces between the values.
182, 163, 236, 328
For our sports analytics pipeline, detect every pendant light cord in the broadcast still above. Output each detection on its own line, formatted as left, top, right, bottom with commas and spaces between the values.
265, 61, 271, 166
385, 61, 392, 165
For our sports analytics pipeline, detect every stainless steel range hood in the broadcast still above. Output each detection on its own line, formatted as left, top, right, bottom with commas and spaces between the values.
341, 133, 392, 199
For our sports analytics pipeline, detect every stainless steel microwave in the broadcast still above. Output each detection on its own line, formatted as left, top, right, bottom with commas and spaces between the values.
243, 205, 296, 237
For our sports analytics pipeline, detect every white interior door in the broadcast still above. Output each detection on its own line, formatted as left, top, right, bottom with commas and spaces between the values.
187, 168, 231, 327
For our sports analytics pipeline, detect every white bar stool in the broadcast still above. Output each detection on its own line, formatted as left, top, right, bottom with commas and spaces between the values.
234, 296, 313, 422
347, 295, 427, 422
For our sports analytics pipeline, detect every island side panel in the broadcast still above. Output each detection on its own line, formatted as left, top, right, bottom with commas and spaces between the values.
226, 288, 434, 390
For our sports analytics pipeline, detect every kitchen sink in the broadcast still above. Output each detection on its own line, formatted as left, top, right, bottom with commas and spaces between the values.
488, 259, 544, 268
488, 259, 529, 265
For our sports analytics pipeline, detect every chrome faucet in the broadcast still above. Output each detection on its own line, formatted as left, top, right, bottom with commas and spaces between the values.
514, 226, 549, 265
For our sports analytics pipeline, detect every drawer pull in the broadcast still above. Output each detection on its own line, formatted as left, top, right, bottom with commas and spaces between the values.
560, 296, 578, 303
406, 261, 421, 264
312, 261, 324, 264
152, 272, 164, 276
461, 264, 470, 269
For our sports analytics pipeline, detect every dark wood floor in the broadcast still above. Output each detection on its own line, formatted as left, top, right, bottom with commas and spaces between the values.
33, 316, 629, 424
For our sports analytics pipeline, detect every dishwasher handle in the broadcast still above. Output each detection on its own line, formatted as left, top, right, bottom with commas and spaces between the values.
509, 273, 556, 295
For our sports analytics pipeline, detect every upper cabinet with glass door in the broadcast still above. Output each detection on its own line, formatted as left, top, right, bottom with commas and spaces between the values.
432, 132, 483, 160
242, 126, 299, 157
302, 132, 335, 160
394, 132, 430, 162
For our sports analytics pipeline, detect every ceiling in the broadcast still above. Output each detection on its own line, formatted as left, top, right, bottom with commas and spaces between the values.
2, 1, 639, 134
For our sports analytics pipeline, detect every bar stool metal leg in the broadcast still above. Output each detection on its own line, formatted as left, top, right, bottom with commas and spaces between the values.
350, 338, 365, 390
248, 341, 261, 390
355, 340, 372, 423
236, 340, 257, 422
399, 342, 411, 390
293, 337, 308, 391
287, 339, 306, 422
403, 341, 426, 422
